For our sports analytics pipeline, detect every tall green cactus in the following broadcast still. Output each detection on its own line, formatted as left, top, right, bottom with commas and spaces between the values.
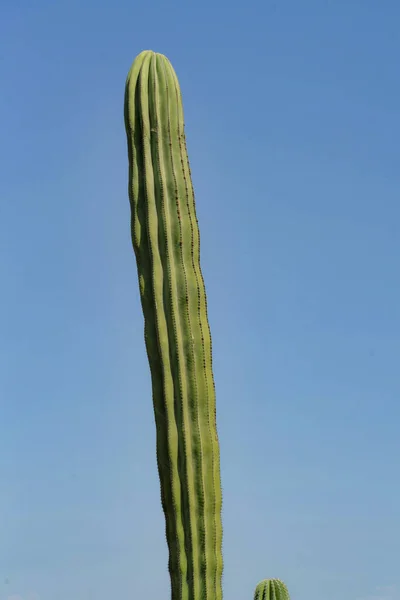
124, 50, 290, 600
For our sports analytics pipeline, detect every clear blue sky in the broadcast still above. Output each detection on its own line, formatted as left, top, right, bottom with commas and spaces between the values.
1, 1, 399, 599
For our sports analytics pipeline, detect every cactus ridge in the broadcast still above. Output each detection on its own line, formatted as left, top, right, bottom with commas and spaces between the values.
125, 50, 290, 600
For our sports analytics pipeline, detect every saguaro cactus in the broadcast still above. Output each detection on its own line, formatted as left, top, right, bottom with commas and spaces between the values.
124, 50, 290, 600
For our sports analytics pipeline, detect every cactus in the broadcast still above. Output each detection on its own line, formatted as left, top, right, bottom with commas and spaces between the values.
254, 580, 290, 600
124, 50, 290, 600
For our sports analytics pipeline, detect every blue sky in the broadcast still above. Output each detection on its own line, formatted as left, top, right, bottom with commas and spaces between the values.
1, 1, 400, 599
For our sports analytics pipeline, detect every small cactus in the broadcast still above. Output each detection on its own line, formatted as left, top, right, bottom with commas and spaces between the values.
124, 49, 290, 600
254, 579, 291, 600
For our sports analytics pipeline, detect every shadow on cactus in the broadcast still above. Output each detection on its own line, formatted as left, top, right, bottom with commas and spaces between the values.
124, 49, 291, 600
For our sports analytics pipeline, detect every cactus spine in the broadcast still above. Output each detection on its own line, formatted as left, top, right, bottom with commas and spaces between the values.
124, 50, 290, 600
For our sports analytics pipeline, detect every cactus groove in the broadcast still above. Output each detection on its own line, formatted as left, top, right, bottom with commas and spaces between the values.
124, 50, 290, 600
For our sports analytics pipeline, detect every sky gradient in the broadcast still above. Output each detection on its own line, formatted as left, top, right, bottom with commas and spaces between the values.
1, 1, 400, 600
